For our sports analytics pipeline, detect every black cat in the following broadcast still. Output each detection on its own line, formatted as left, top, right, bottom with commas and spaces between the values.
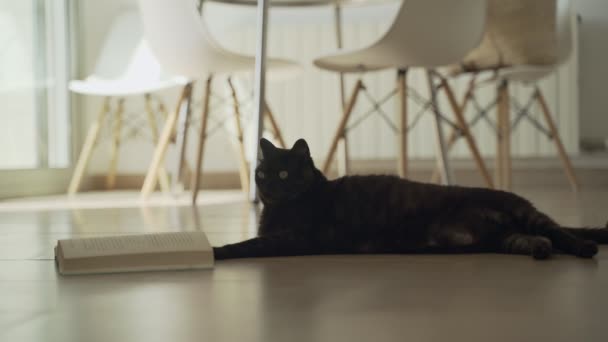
214, 138, 608, 260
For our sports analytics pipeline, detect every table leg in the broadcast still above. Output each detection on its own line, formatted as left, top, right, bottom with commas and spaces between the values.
249, 0, 270, 203
496, 80, 511, 190
334, 3, 349, 176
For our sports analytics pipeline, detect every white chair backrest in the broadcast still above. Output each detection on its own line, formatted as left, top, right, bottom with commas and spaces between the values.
375, 0, 487, 67
556, 0, 574, 65
136, 0, 227, 78
89, 10, 165, 83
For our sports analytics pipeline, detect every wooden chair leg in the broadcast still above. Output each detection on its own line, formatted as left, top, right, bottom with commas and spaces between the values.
263, 101, 286, 148
156, 100, 175, 141
192, 76, 213, 205
426, 71, 452, 185
228, 77, 250, 195
173, 84, 194, 192
535, 87, 579, 192
333, 3, 350, 177
496, 80, 511, 190
158, 101, 168, 119
335, 74, 351, 176
396, 69, 408, 178
323, 80, 364, 175
141, 83, 192, 199
436, 73, 494, 188
144, 94, 171, 193
181, 159, 194, 188
336, 137, 350, 176
430, 75, 476, 183
106, 98, 124, 189
67, 97, 110, 195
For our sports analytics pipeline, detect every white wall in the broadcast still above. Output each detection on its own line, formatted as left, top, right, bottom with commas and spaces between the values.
573, 0, 608, 142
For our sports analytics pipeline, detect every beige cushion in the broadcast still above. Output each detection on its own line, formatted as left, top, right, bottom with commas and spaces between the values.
451, 0, 557, 74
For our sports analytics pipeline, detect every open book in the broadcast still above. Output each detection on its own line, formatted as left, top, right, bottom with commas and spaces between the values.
55, 231, 214, 275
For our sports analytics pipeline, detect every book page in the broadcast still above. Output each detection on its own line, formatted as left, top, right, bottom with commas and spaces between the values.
59, 231, 212, 259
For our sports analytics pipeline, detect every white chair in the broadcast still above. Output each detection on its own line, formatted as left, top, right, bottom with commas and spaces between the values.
137, 0, 300, 204
441, 0, 578, 192
67, 10, 187, 195
314, 0, 493, 187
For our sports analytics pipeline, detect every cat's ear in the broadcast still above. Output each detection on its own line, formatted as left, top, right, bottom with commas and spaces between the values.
291, 139, 310, 156
259, 138, 277, 160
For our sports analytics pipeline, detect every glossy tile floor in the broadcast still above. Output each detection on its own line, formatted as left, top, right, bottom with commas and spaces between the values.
1, 187, 607, 342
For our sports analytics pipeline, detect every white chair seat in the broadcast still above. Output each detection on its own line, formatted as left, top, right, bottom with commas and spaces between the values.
138, 0, 302, 81
69, 76, 188, 97
315, 41, 485, 74
314, 48, 392, 73
69, 11, 188, 97
495, 65, 555, 84
177, 49, 302, 81
314, 0, 486, 73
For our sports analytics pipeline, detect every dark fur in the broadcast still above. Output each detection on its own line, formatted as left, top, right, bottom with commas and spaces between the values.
214, 138, 608, 260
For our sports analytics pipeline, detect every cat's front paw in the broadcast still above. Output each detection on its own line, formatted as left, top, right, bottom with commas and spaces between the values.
213, 247, 229, 260
531, 239, 553, 260
576, 240, 598, 258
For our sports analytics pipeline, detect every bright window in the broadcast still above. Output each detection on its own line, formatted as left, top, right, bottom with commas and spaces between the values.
0, 0, 70, 169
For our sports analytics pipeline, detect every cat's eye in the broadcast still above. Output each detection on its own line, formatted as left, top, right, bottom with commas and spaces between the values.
279, 171, 288, 179
257, 171, 265, 179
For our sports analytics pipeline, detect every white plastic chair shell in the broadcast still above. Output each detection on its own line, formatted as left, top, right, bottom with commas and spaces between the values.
494, 0, 574, 84
136, 0, 300, 80
314, 0, 487, 72
69, 10, 187, 97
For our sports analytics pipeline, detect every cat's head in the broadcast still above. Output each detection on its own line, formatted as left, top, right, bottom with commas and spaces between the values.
255, 138, 320, 204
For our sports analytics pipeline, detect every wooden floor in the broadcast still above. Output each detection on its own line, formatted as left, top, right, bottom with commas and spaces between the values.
1, 186, 607, 341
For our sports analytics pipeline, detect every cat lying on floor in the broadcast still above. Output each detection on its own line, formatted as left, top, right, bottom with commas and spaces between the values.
214, 138, 608, 260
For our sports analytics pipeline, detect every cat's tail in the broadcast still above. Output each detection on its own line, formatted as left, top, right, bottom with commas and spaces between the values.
562, 222, 608, 244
